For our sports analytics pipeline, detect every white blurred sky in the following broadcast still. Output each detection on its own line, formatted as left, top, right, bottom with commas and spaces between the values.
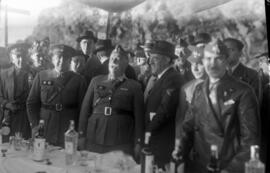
0, 0, 266, 46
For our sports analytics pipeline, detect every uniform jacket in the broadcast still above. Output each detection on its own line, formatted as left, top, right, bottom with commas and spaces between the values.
145, 67, 183, 167
232, 63, 261, 102
175, 79, 204, 140
0, 65, 31, 139
26, 69, 87, 146
181, 74, 260, 173
78, 75, 144, 153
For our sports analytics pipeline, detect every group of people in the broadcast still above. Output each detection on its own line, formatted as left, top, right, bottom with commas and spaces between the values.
0, 30, 269, 173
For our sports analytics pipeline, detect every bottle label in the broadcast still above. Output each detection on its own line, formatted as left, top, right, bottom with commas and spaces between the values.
33, 138, 45, 161
145, 155, 154, 173
65, 142, 74, 154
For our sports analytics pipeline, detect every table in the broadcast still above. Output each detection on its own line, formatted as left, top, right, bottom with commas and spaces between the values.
0, 144, 140, 173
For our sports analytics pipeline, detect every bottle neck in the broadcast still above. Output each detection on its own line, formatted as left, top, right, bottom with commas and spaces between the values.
251, 146, 260, 160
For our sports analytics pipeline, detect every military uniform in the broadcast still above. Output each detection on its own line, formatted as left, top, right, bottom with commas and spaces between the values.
181, 74, 260, 173
26, 69, 87, 146
0, 65, 31, 140
78, 75, 144, 154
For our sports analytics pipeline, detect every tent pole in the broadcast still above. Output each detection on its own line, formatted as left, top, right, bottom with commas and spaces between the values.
106, 12, 112, 39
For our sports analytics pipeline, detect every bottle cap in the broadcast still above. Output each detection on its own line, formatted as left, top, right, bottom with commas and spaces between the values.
144, 132, 151, 144
211, 144, 218, 151
39, 119, 45, 124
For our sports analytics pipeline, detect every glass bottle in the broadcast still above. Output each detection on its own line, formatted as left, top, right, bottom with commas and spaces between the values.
141, 132, 154, 173
245, 145, 265, 173
207, 144, 220, 173
33, 119, 46, 161
64, 120, 78, 165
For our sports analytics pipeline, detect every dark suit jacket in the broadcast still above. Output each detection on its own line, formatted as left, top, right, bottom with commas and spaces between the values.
145, 67, 183, 167
232, 63, 261, 102
181, 74, 260, 173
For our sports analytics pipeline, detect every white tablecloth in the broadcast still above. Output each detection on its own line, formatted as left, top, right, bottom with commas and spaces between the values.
0, 144, 140, 173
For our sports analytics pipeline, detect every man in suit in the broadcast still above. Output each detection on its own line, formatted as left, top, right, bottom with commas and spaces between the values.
223, 38, 261, 102
0, 43, 31, 141
177, 40, 260, 173
144, 40, 183, 170
27, 44, 87, 147
78, 45, 144, 160
77, 30, 102, 85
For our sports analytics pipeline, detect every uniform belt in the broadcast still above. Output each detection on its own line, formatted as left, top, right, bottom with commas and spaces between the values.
93, 107, 133, 116
41, 103, 77, 112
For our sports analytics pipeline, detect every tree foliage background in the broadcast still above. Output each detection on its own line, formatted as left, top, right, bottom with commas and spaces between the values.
27, 0, 267, 60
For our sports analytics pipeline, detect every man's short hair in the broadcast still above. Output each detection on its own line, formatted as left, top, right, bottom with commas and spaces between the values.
223, 38, 244, 51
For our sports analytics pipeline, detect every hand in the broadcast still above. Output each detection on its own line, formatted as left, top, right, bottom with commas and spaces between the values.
5, 101, 18, 112
134, 143, 141, 163
172, 148, 183, 161
31, 125, 39, 138
78, 137, 86, 150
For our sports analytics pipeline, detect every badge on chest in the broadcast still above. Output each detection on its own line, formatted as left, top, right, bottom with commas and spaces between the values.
42, 80, 54, 86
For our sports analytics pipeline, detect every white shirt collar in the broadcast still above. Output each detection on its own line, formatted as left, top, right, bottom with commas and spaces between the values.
231, 61, 240, 72
157, 65, 173, 79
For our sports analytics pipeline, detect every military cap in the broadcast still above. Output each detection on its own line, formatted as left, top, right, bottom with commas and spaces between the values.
134, 46, 146, 58
76, 30, 97, 43
187, 46, 204, 63
110, 45, 128, 59
149, 40, 177, 59
204, 39, 228, 58
193, 32, 212, 45
0, 47, 8, 58
50, 44, 76, 59
140, 39, 155, 51
8, 43, 30, 57
223, 38, 244, 51
94, 39, 114, 53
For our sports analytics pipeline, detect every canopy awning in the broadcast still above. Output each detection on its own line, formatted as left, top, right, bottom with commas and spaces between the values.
80, 0, 145, 13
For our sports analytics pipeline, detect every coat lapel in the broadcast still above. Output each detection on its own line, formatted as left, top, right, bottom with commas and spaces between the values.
147, 67, 174, 99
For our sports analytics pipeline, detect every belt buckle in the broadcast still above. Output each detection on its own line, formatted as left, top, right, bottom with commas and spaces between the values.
104, 107, 112, 116
55, 104, 63, 111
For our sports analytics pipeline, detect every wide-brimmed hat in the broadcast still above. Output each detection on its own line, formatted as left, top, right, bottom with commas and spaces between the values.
193, 33, 212, 45
94, 39, 114, 53
76, 30, 97, 43
148, 40, 177, 59
187, 46, 204, 63
50, 44, 77, 59
204, 40, 228, 58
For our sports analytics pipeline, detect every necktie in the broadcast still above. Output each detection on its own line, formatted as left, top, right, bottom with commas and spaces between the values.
144, 75, 157, 102
209, 82, 220, 115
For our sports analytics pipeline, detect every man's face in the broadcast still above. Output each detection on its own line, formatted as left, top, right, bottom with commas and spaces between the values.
149, 53, 170, 75
191, 61, 205, 79
109, 53, 128, 76
203, 54, 227, 79
224, 41, 241, 67
175, 47, 188, 66
136, 57, 146, 66
52, 54, 70, 72
31, 53, 44, 68
70, 57, 85, 73
10, 51, 24, 69
80, 39, 95, 55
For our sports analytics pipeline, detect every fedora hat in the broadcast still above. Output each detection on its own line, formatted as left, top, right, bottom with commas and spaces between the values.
50, 44, 77, 59
148, 40, 177, 59
76, 30, 97, 43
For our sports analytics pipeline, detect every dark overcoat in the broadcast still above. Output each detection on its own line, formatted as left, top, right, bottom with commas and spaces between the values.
0, 66, 31, 139
145, 67, 183, 168
78, 75, 144, 154
181, 74, 260, 173
26, 69, 87, 146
